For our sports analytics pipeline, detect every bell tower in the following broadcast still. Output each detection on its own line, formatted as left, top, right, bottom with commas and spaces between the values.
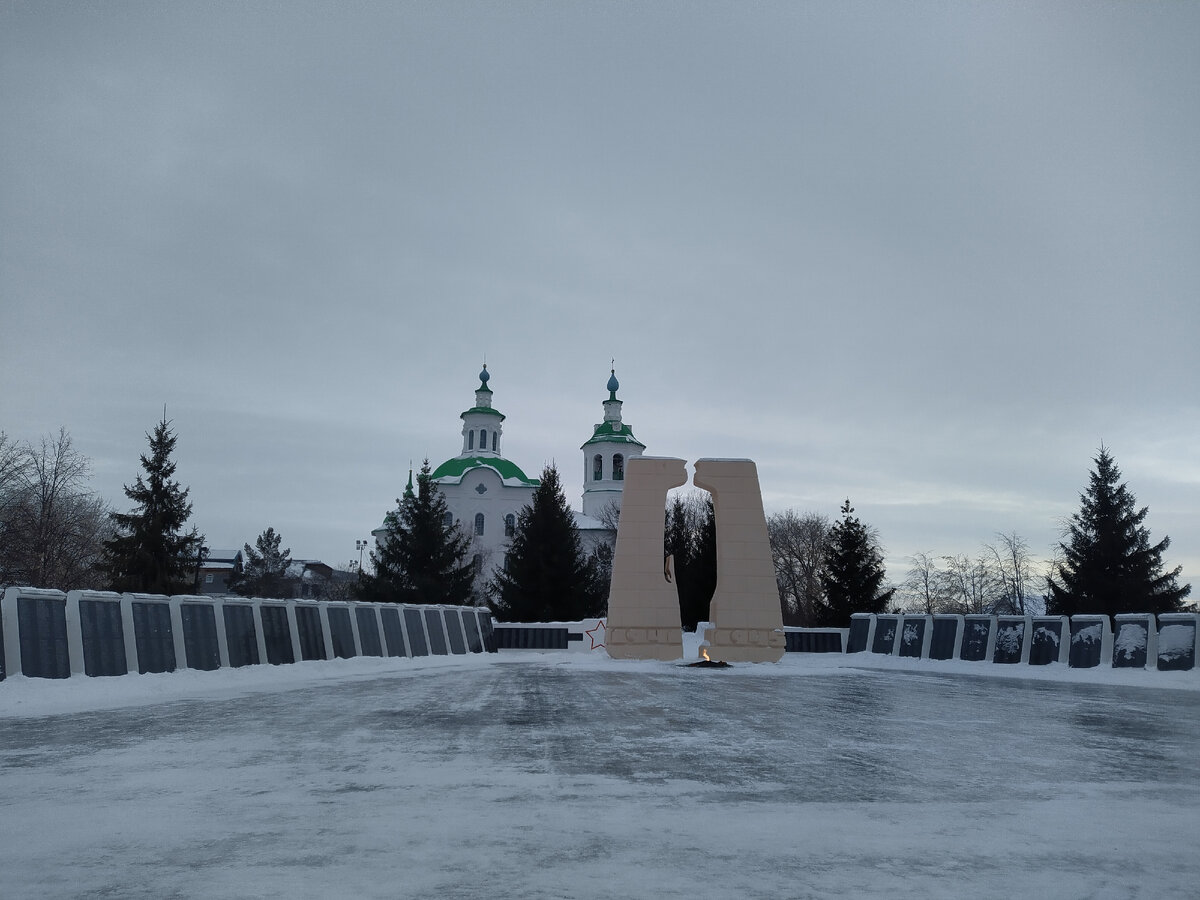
581, 367, 646, 518
458, 364, 504, 457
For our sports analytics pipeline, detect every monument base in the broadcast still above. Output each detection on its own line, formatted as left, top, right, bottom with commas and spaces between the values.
606, 626, 682, 661
701, 625, 786, 663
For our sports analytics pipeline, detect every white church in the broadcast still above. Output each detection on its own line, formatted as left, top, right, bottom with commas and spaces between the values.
382, 365, 647, 582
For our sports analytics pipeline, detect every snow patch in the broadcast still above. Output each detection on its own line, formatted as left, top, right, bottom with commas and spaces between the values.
1071, 624, 1102, 646
1157, 624, 1195, 660
1114, 623, 1148, 661
995, 624, 1024, 655
1033, 626, 1060, 647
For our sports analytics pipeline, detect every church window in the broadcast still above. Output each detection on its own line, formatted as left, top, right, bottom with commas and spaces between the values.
473, 553, 482, 573
505, 514, 515, 537
480, 428, 487, 450
593, 454, 603, 481
443, 512, 453, 528
492, 431, 498, 452
474, 513, 485, 536
468, 430, 474, 451
613, 454, 624, 481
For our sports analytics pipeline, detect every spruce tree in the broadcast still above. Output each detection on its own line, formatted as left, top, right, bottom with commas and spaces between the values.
816, 499, 894, 627
358, 461, 474, 605
231, 526, 292, 598
102, 416, 205, 594
1046, 447, 1190, 618
665, 496, 693, 625
665, 493, 716, 630
489, 464, 604, 622
691, 497, 717, 624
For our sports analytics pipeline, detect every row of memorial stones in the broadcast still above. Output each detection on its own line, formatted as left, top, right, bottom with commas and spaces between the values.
0, 586, 498, 680
843, 612, 1200, 671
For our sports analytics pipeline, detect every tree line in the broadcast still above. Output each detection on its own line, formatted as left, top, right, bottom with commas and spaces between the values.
2, 419, 1191, 625
0, 429, 111, 590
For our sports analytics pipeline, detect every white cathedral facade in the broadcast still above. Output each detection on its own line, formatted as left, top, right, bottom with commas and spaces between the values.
383, 365, 646, 584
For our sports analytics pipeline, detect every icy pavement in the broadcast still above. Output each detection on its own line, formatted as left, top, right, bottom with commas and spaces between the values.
2, 654, 1198, 899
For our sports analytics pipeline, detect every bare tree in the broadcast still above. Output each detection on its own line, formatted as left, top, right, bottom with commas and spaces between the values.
0, 432, 32, 585
767, 509, 830, 626
0, 433, 31, 570
0, 429, 111, 590
984, 531, 1042, 615
941, 552, 997, 615
593, 499, 622, 530
901, 551, 953, 614
320, 563, 360, 602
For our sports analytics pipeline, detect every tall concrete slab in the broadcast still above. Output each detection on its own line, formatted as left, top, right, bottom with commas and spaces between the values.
693, 458, 785, 662
606, 456, 687, 660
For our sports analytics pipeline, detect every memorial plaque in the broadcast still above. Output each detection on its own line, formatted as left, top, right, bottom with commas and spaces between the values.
929, 618, 959, 660
18, 596, 70, 679
403, 608, 429, 656
328, 607, 356, 659
1112, 622, 1149, 668
1028, 621, 1063, 665
356, 607, 383, 657
423, 609, 449, 655
477, 611, 498, 653
1157, 620, 1196, 672
381, 607, 407, 657
461, 610, 483, 653
80, 598, 128, 677
493, 627, 570, 649
872, 616, 898, 654
222, 604, 260, 668
181, 603, 221, 671
444, 610, 467, 654
259, 605, 294, 665
960, 618, 992, 661
133, 602, 176, 674
992, 621, 1025, 664
294, 605, 325, 660
1068, 620, 1105, 668
898, 619, 926, 658
784, 631, 843, 653
846, 617, 871, 654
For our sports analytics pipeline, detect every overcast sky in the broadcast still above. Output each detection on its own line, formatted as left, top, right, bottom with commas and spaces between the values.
2, 1, 1197, 591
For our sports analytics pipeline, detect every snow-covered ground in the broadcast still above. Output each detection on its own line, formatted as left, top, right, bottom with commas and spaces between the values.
2, 652, 1198, 899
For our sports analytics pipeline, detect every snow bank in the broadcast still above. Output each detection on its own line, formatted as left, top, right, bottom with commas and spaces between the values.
0, 652, 494, 718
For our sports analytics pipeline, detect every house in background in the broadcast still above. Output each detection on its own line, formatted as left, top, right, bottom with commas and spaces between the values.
197, 548, 242, 596
196, 550, 337, 599
286, 560, 334, 599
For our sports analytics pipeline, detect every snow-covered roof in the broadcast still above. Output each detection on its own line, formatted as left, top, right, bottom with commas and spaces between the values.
286, 560, 331, 580
431, 455, 539, 487
573, 511, 613, 532
580, 420, 645, 449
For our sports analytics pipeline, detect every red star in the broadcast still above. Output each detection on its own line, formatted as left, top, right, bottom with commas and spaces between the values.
586, 619, 607, 650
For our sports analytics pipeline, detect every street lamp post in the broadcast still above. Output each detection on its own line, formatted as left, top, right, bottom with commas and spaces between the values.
194, 544, 209, 593
356, 539, 367, 581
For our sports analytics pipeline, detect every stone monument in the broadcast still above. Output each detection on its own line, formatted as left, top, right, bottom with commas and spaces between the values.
605, 456, 785, 663
693, 458, 786, 663
605, 456, 687, 660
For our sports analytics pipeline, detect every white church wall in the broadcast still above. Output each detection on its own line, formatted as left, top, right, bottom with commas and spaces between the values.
440, 465, 535, 583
